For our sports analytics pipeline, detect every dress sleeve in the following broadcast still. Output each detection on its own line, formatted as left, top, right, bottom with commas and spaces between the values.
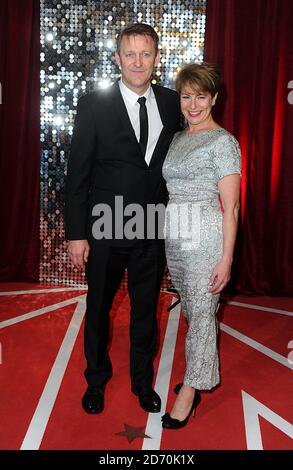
213, 133, 242, 181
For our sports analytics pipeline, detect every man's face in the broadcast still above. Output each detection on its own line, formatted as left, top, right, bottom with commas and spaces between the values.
115, 34, 160, 95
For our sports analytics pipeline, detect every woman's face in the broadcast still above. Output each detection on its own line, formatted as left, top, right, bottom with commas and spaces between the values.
180, 84, 217, 130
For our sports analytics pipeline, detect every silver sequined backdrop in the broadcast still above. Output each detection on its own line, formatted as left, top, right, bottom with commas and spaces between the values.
40, 0, 207, 287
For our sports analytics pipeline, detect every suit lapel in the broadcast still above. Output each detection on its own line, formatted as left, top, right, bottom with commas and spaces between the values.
149, 85, 171, 167
110, 81, 147, 167
152, 84, 169, 128
109, 81, 172, 168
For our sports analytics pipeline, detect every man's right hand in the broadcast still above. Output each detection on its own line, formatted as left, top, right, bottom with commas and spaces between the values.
67, 240, 90, 271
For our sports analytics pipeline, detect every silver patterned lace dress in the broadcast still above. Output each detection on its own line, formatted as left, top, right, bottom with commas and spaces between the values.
162, 128, 241, 390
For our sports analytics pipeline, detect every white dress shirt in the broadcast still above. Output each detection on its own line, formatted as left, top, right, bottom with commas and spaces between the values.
119, 79, 163, 165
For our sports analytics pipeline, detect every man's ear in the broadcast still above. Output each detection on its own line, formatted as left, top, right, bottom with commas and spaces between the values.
115, 51, 121, 68
154, 51, 160, 67
212, 92, 218, 106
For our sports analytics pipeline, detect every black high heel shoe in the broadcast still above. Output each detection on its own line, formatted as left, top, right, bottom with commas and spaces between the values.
161, 391, 201, 429
174, 383, 183, 395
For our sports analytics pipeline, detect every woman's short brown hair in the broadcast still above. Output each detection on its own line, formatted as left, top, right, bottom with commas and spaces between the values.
116, 23, 159, 53
175, 63, 222, 97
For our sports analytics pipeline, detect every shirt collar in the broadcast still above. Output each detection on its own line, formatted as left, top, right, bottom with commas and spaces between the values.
119, 79, 152, 106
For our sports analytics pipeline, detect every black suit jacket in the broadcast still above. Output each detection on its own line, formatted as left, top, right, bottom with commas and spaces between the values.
65, 81, 181, 245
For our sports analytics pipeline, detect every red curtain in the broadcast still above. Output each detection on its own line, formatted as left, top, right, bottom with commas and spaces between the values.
204, 0, 293, 295
0, 0, 40, 281
0, 1, 292, 293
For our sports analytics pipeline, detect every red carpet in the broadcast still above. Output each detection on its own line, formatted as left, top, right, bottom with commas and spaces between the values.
0, 283, 292, 450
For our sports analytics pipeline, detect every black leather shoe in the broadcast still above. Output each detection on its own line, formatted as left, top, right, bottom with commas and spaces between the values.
82, 386, 104, 414
132, 385, 161, 413
161, 391, 201, 429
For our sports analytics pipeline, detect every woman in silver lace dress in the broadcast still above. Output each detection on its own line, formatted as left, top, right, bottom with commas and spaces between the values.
162, 63, 241, 429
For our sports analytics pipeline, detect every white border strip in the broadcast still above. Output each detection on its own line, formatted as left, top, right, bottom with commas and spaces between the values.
0, 295, 85, 329
142, 298, 181, 450
224, 300, 293, 317
220, 322, 293, 370
20, 296, 86, 450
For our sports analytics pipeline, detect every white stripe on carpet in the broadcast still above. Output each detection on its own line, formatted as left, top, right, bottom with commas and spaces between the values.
223, 300, 293, 316
142, 297, 181, 450
20, 296, 86, 450
0, 295, 85, 329
0, 287, 87, 296
242, 390, 293, 450
220, 322, 293, 370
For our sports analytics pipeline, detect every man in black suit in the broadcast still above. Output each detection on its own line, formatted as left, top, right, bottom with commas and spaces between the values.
65, 23, 181, 414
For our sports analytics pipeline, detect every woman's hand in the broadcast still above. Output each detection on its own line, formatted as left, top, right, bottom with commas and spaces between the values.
208, 258, 232, 294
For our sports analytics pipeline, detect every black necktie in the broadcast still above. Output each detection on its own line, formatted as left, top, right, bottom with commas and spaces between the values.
137, 96, 148, 157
